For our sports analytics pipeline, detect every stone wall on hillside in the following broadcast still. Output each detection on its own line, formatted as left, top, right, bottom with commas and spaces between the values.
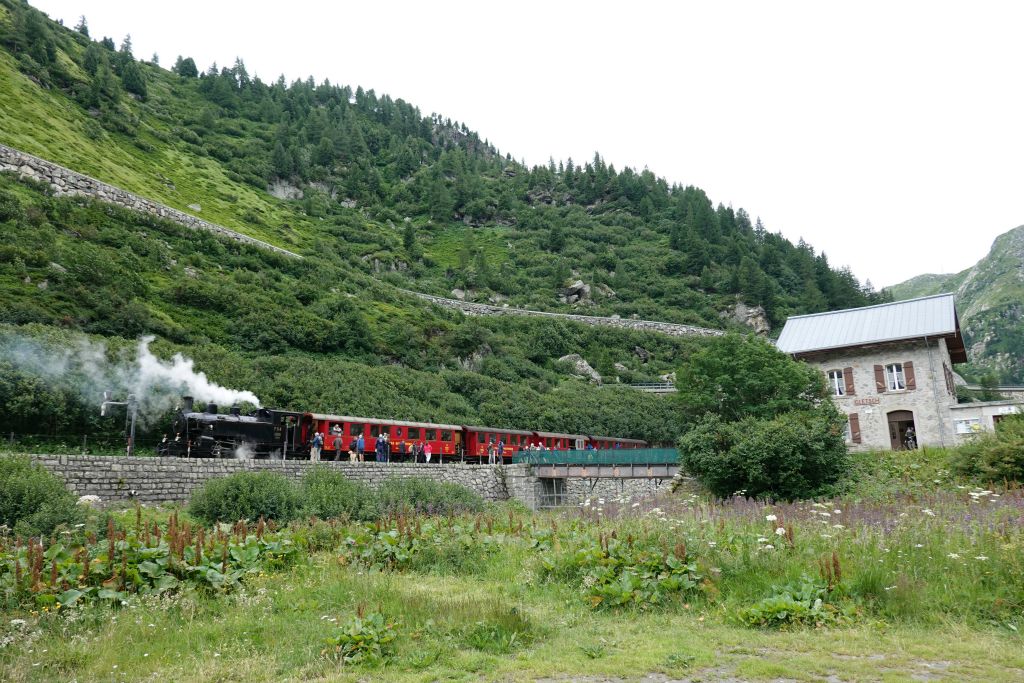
402, 290, 724, 338
0, 143, 299, 259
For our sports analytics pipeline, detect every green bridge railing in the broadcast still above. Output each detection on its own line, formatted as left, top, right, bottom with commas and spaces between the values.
512, 447, 679, 466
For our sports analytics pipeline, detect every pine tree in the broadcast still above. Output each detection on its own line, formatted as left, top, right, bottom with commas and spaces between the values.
74, 15, 89, 37
121, 60, 147, 99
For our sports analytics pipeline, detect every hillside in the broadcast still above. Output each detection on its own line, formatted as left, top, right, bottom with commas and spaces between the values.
886, 225, 1024, 383
0, 0, 886, 445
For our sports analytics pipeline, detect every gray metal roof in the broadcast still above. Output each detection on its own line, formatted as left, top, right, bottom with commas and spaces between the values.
776, 293, 962, 356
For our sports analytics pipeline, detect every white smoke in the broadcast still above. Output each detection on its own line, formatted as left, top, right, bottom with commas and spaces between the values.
0, 333, 261, 426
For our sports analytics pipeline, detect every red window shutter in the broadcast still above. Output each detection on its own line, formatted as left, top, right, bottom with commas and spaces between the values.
843, 367, 856, 396
874, 365, 886, 393
849, 413, 861, 444
904, 361, 916, 390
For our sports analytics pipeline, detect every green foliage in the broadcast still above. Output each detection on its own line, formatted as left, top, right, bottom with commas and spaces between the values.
541, 531, 702, 610
188, 471, 304, 525
678, 407, 850, 500
738, 576, 846, 628
951, 414, 1024, 483
675, 333, 828, 422
0, 455, 82, 537
0, 511, 298, 609
323, 611, 399, 665
375, 478, 485, 517
300, 467, 377, 521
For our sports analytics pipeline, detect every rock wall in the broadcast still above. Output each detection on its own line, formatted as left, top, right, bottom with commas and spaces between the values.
0, 143, 299, 259
402, 290, 724, 338
29, 455, 510, 505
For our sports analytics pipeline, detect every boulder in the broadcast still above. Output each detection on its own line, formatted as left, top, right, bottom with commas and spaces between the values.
633, 346, 650, 363
558, 354, 602, 384
451, 288, 466, 300
730, 301, 771, 335
560, 279, 591, 304
614, 362, 629, 373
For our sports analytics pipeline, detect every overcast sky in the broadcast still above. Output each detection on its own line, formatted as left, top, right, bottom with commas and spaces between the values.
30, 0, 1024, 288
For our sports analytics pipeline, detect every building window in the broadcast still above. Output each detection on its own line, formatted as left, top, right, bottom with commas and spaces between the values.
885, 363, 906, 391
827, 370, 845, 396
954, 418, 981, 435
843, 420, 852, 443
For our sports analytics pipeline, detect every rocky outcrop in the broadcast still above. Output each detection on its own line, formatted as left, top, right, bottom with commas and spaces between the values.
0, 143, 299, 259
729, 301, 771, 335
558, 354, 602, 383
560, 279, 592, 304
401, 290, 723, 339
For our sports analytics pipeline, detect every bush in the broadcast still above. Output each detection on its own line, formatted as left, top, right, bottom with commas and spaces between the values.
679, 407, 849, 501
376, 478, 485, 517
302, 467, 378, 521
189, 471, 304, 525
0, 455, 82, 537
951, 414, 1024, 483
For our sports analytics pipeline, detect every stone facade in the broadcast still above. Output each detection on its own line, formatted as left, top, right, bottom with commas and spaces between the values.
0, 143, 299, 259
948, 400, 1022, 438
401, 289, 724, 339
804, 339, 959, 451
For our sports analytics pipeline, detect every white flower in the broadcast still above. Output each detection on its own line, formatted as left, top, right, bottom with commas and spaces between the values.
975, 556, 989, 561
10, 619, 26, 627
774, 527, 787, 536
883, 585, 898, 591
947, 553, 960, 559
756, 536, 769, 543
762, 544, 775, 550
832, 524, 845, 529
833, 509, 841, 515
631, 502, 640, 508
765, 514, 778, 522
914, 544, 924, 548
597, 498, 605, 505
922, 509, 936, 517
820, 512, 831, 518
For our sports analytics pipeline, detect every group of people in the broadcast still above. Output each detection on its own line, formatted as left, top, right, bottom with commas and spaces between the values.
309, 428, 436, 463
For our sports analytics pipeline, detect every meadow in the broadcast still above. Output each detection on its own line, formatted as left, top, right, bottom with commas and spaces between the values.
1, 449, 1022, 682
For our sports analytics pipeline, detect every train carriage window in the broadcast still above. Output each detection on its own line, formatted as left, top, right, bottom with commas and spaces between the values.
441, 430, 452, 442
349, 424, 363, 437
394, 427, 403, 438
370, 425, 379, 437
426, 429, 437, 440
546, 437, 553, 448
408, 427, 420, 439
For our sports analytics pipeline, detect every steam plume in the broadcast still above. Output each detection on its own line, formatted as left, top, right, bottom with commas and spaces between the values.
0, 333, 260, 425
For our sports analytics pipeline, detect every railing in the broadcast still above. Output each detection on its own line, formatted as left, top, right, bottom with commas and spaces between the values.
626, 382, 677, 392
512, 447, 679, 466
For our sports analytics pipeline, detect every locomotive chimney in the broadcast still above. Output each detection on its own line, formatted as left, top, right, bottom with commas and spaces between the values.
206, 402, 218, 414
230, 404, 240, 416
182, 396, 194, 412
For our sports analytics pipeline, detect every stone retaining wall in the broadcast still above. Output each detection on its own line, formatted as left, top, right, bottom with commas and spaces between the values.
403, 290, 723, 338
0, 143, 299, 259
29, 455, 509, 505
25, 454, 675, 510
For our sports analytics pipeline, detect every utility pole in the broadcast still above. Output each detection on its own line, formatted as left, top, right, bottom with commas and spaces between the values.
101, 391, 138, 457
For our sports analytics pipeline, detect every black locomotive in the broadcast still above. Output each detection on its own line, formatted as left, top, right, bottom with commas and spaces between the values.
157, 397, 303, 459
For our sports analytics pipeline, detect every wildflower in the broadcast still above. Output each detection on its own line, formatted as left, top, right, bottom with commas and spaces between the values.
820, 512, 831, 518
631, 502, 640, 508
10, 619, 26, 627
947, 553, 960, 559
975, 556, 989, 561
774, 527, 787, 536
883, 585, 898, 591
756, 536, 769, 543
922, 509, 936, 517
832, 524, 845, 529
832, 509, 841, 515
765, 514, 777, 522
914, 544, 924, 548
762, 544, 775, 550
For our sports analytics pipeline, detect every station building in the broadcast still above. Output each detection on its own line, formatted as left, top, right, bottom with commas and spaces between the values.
776, 293, 1020, 451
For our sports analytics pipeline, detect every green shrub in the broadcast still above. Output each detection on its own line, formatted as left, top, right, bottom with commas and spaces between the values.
679, 407, 849, 501
188, 471, 303, 525
301, 467, 378, 521
951, 414, 1024, 483
738, 576, 845, 628
0, 455, 82, 537
323, 611, 399, 665
376, 478, 485, 516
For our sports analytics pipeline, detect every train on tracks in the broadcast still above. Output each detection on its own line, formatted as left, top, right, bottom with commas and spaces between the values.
157, 396, 647, 463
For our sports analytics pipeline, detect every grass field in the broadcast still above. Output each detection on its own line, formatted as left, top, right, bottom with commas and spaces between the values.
2, 447, 1023, 683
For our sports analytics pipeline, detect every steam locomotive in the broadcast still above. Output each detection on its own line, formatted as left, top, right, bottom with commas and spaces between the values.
157, 396, 647, 462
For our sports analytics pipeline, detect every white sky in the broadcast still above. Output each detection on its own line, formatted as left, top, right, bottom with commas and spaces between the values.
30, 0, 1024, 288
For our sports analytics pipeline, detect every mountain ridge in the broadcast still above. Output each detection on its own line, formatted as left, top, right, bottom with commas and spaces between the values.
887, 224, 1024, 383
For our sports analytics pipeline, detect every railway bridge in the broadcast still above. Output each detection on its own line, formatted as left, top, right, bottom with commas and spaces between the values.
510, 448, 680, 509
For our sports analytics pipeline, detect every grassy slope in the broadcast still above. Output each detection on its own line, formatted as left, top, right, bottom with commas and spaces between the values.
0, 49, 309, 249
